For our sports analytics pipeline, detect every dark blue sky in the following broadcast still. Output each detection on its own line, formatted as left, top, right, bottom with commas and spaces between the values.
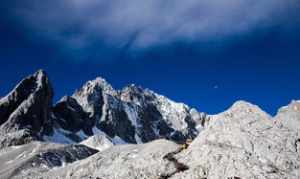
1, 1, 300, 115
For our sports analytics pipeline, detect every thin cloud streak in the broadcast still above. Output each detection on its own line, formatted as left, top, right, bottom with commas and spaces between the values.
11, 0, 300, 49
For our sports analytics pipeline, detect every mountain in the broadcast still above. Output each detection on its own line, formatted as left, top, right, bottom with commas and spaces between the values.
0, 70, 205, 149
0, 70, 300, 179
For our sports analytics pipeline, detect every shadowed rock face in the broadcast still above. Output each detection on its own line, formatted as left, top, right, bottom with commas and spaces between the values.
0, 70, 53, 129
0, 70, 53, 148
52, 96, 93, 135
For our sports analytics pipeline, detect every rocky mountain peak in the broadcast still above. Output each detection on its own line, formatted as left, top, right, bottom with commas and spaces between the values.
224, 100, 271, 118
71, 77, 115, 117
0, 70, 53, 148
0, 69, 53, 125
230, 100, 262, 111
77, 77, 115, 96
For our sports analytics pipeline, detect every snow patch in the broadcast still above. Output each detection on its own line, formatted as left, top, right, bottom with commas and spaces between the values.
81, 134, 113, 152
43, 128, 74, 144
76, 130, 88, 140
112, 136, 127, 145
92, 126, 106, 135
123, 103, 139, 127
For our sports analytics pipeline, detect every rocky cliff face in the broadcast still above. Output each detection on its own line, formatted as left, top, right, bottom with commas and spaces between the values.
1, 70, 299, 179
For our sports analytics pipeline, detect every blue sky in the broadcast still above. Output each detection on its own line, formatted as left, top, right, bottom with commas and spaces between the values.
1, 0, 300, 115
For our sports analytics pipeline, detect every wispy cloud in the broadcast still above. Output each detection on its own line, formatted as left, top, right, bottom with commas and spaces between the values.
11, 0, 300, 49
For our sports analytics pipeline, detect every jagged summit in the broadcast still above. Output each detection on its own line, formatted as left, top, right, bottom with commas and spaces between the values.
87, 77, 115, 94
0, 70, 53, 148
0, 69, 53, 124
120, 84, 158, 107
0, 69, 51, 103
73, 77, 116, 96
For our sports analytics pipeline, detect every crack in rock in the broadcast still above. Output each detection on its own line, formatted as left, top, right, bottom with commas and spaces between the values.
295, 139, 300, 152
159, 142, 191, 179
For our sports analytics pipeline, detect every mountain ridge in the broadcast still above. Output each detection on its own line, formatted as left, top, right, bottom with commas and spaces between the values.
0, 70, 205, 148
0, 70, 300, 179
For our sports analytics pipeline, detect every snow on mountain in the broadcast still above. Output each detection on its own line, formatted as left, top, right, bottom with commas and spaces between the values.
80, 134, 113, 151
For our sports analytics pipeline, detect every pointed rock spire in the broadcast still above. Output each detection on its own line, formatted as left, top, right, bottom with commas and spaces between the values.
0, 70, 53, 148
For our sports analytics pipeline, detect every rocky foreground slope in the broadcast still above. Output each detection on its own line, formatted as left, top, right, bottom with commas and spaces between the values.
0, 70, 300, 179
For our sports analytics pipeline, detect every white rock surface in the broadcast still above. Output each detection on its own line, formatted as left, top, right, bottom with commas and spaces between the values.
172, 100, 300, 179
0, 142, 97, 179
42, 139, 180, 179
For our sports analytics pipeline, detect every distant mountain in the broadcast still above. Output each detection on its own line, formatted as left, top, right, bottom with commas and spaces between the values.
1, 70, 300, 179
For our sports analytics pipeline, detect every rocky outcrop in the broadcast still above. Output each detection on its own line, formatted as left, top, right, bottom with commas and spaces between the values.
171, 101, 300, 179
41, 139, 182, 179
0, 142, 98, 179
274, 100, 300, 131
